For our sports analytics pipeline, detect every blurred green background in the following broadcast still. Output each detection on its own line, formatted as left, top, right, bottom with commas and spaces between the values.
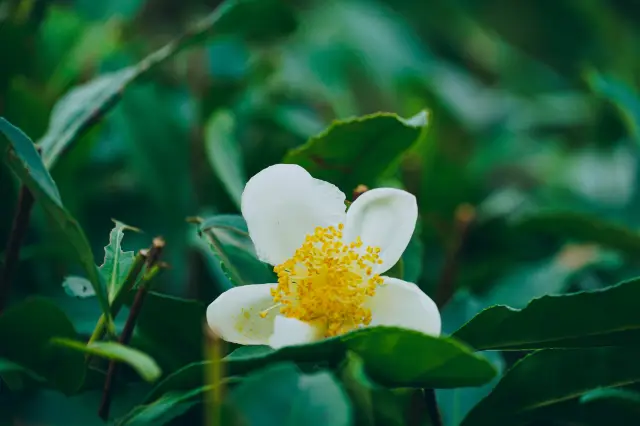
3, 0, 640, 327
3, 0, 640, 424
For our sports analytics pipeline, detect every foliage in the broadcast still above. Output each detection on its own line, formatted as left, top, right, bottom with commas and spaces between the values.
1, 0, 640, 425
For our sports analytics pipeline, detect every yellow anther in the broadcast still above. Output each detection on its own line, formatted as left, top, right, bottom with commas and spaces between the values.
269, 223, 383, 337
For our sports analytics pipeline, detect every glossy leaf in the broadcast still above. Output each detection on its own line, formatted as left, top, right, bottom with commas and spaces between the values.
462, 347, 640, 425
224, 363, 352, 426
453, 278, 640, 350
0, 298, 84, 394
204, 110, 246, 209
0, 118, 112, 321
284, 111, 429, 193
51, 339, 161, 382
225, 327, 496, 388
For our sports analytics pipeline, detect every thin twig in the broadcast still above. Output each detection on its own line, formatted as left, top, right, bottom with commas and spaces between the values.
0, 185, 35, 314
435, 203, 476, 308
98, 237, 165, 421
423, 389, 443, 426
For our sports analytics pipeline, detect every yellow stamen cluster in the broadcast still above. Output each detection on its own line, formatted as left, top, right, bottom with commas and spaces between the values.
268, 223, 384, 337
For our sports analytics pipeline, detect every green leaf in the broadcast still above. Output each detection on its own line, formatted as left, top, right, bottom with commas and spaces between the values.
284, 111, 429, 193
340, 352, 423, 426
198, 215, 276, 286
461, 347, 640, 425
204, 110, 246, 209
224, 363, 352, 426
115, 386, 209, 426
574, 388, 640, 426
128, 292, 205, 373
50, 339, 161, 382
62, 275, 97, 298
0, 118, 112, 323
36, 0, 294, 170
0, 298, 84, 394
587, 72, 640, 144
453, 278, 640, 351
144, 362, 241, 403
99, 220, 137, 300
225, 327, 496, 388
514, 211, 640, 256
437, 291, 505, 426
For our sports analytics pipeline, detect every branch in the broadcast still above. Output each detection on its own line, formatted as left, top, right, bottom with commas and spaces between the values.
98, 237, 165, 421
0, 185, 35, 314
435, 203, 475, 308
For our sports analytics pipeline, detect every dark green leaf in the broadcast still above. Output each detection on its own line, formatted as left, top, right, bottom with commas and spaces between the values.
461, 347, 640, 425
0, 118, 112, 322
587, 72, 640, 143
0, 298, 84, 394
284, 111, 428, 194
128, 292, 205, 373
50, 339, 161, 382
514, 211, 640, 256
341, 352, 423, 426
224, 363, 352, 426
115, 386, 208, 426
36, 0, 293, 170
225, 327, 496, 388
437, 291, 505, 426
144, 362, 241, 403
453, 278, 640, 351
204, 110, 246, 209
198, 215, 276, 286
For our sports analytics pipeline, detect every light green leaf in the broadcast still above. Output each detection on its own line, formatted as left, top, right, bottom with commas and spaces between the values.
50, 339, 161, 382
0, 118, 112, 323
99, 220, 137, 300
0, 298, 84, 394
462, 347, 640, 425
224, 363, 352, 426
284, 111, 429, 193
453, 278, 640, 351
204, 110, 246, 209
225, 326, 496, 388
62, 275, 96, 298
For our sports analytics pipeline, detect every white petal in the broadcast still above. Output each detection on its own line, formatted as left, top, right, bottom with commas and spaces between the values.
365, 277, 441, 336
268, 316, 325, 349
206, 284, 278, 345
241, 164, 346, 266
344, 188, 418, 274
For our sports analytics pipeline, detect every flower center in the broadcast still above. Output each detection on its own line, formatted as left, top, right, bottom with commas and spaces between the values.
266, 223, 384, 337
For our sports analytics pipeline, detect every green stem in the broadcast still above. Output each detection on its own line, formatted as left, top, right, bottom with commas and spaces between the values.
87, 252, 146, 345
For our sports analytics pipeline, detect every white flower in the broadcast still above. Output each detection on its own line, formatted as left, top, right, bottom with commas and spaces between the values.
206, 164, 441, 349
